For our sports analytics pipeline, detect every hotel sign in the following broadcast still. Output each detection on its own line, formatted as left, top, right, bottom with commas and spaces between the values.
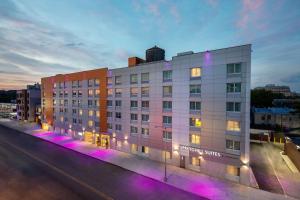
179, 145, 222, 157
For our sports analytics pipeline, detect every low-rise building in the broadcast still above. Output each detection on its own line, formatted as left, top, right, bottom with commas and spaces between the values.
16, 83, 41, 122
253, 107, 300, 129
254, 84, 296, 97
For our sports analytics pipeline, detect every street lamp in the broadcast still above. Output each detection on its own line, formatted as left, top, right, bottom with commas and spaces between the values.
155, 125, 168, 182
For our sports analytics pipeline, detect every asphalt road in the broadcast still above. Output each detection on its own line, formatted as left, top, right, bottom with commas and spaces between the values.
0, 125, 205, 200
250, 143, 284, 194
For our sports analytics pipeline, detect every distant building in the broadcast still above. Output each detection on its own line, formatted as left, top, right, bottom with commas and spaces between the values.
0, 103, 17, 118
253, 107, 300, 129
16, 83, 41, 122
254, 84, 295, 97
273, 99, 300, 108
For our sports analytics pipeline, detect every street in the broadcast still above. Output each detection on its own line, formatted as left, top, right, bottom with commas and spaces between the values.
0, 124, 205, 200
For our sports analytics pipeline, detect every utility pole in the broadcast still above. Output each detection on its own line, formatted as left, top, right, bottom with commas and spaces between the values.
155, 125, 168, 182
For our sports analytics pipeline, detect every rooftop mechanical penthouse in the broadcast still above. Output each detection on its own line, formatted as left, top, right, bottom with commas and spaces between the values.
41, 44, 251, 185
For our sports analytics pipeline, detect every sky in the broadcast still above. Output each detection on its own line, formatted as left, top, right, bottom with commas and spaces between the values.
0, 0, 299, 91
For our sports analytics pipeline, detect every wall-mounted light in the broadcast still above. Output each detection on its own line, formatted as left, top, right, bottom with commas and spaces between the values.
124, 136, 128, 140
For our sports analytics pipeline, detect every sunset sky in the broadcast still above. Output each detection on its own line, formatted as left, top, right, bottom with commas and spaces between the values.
0, 0, 299, 91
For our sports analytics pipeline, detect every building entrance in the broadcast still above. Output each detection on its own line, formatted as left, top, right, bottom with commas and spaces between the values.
100, 135, 110, 149
84, 132, 93, 143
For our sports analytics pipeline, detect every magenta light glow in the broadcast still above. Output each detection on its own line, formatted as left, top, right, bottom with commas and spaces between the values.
203, 51, 212, 67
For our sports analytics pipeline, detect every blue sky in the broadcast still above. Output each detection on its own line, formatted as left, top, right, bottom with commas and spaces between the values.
0, 0, 299, 91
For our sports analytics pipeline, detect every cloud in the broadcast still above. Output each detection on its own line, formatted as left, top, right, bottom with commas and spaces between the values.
281, 73, 300, 84
236, 0, 265, 29
148, 3, 160, 17
170, 5, 181, 23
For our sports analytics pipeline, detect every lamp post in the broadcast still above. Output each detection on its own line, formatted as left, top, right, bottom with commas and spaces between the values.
155, 125, 168, 182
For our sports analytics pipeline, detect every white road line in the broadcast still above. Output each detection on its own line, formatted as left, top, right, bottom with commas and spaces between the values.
2, 140, 114, 200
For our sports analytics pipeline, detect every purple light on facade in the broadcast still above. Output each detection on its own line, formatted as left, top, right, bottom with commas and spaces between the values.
107, 70, 112, 77
164, 61, 172, 70
203, 51, 212, 67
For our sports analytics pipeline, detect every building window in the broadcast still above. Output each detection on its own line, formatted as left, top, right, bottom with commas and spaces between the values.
141, 87, 149, 97
78, 90, 82, 97
227, 165, 240, 176
190, 117, 202, 128
163, 70, 172, 82
191, 157, 200, 166
141, 128, 149, 136
107, 112, 112, 118
88, 79, 93, 87
79, 109, 83, 116
115, 112, 122, 119
163, 116, 172, 125
115, 88, 122, 97
190, 67, 201, 79
163, 101, 172, 110
227, 63, 241, 74
130, 113, 138, 121
107, 123, 112, 130
72, 90, 77, 97
163, 86, 172, 97
88, 120, 93, 127
142, 114, 149, 122
130, 101, 138, 108
130, 87, 138, 97
163, 131, 172, 140
226, 102, 241, 112
96, 111, 100, 117
141, 146, 149, 154
115, 100, 122, 107
107, 77, 112, 85
142, 101, 149, 109
130, 74, 138, 84
107, 88, 113, 96
130, 126, 138, 134
190, 84, 201, 95
88, 100, 93, 107
72, 109, 77, 114
95, 89, 100, 97
107, 100, 112, 107
190, 134, 200, 144
227, 83, 241, 93
162, 151, 171, 160
141, 73, 149, 83
115, 124, 122, 131
227, 120, 241, 131
131, 144, 138, 153
88, 89, 93, 97
226, 139, 240, 151
190, 102, 201, 111
115, 76, 121, 85
78, 119, 82, 125
88, 110, 94, 117
95, 79, 100, 86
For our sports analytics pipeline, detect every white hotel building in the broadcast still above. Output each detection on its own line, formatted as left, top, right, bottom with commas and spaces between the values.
106, 45, 251, 185
42, 44, 252, 185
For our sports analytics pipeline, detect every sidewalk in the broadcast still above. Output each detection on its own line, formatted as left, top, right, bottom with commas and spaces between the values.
0, 119, 297, 200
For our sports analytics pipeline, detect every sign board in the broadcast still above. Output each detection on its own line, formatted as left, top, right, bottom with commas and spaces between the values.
179, 145, 222, 157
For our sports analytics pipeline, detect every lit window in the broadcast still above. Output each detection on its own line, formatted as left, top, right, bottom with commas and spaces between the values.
190, 118, 202, 128
141, 146, 149, 154
95, 79, 100, 86
88, 120, 93, 127
88, 89, 93, 97
190, 67, 201, 78
227, 63, 241, 74
190, 134, 200, 144
60, 116, 64, 122
96, 111, 100, 117
130, 87, 138, 97
162, 151, 171, 159
131, 144, 138, 153
88, 110, 94, 117
79, 109, 83, 116
95, 89, 100, 96
107, 88, 113, 96
141, 87, 149, 97
227, 120, 240, 131
227, 165, 240, 176
227, 83, 241, 93
163, 86, 172, 97
115, 88, 122, 97
191, 157, 200, 166
142, 128, 149, 136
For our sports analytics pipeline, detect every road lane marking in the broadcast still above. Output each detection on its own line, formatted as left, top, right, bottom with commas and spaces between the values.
1, 140, 114, 200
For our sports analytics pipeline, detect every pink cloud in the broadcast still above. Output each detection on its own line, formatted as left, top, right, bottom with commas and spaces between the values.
237, 0, 265, 29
